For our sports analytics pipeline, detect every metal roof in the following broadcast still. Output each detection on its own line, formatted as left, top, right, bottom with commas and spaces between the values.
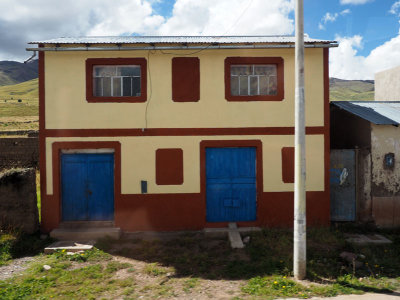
331, 101, 400, 125
29, 35, 336, 45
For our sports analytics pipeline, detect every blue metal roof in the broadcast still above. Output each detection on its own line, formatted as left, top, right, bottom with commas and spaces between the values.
331, 101, 400, 125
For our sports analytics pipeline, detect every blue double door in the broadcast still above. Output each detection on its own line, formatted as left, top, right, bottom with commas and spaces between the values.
61, 153, 114, 221
206, 147, 257, 222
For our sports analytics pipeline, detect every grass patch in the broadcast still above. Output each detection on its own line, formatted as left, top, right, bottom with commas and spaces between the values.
0, 231, 52, 266
0, 248, 133, 299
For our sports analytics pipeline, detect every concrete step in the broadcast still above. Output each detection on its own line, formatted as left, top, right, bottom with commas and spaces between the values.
50, 227, 121, 241
58, 221, 114, 229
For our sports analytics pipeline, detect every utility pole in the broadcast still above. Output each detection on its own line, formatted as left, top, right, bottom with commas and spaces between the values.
294, 0, 306, 280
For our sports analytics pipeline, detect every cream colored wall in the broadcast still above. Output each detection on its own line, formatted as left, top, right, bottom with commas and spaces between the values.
375, 65, 400, 101
44, 48, 324, 129
45, 135, 324, 195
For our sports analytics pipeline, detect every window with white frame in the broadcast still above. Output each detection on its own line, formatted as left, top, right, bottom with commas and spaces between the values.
93, 65, 141, 97
230, 64, 277, 96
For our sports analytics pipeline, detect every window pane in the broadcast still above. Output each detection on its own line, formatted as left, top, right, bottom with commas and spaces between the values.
93, 77, 102, 96
250, 76, 258, 95
259, 76, 268, 95
269, 76, 278, 95
239, 76, 248, 95
102, 77, 111, 97
118, 66, 141, 76
132, 77, 141, 96
231, 76, 239, 95
254, 65, 276, 76
94, 66, 116, 77
113, 77, 121, 97
231, 65, 252, 75
123, 77, 132, 96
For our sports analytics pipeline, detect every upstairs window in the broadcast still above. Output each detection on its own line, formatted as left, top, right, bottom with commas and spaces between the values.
225, 57, 284, 101
86, 58, 147, 102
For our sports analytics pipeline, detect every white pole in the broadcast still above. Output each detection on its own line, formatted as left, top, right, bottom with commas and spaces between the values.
294, 0, 306, 280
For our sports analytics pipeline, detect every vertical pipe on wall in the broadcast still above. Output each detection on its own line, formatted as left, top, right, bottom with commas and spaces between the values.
294, 0, 307, 280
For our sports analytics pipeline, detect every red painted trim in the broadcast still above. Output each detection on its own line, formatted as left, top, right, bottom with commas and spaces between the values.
51, 141, 121, 225
85, 58, 147, 103
156, 148, 184, 185
281, 147, 295, 183
44, 126, 325, 137
224, 57, 284, 101
38, 45, 48, 232
172, 57, 200, 102
323, 48, 330, 194
200, 140, 263, 222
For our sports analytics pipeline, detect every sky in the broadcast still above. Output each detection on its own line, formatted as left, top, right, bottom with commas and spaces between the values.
0, 0, 399, 80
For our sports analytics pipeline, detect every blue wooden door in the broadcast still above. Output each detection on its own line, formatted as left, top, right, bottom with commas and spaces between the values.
206, 147, 257, 222
330, 149, 356, 221
61, 153, 114, 221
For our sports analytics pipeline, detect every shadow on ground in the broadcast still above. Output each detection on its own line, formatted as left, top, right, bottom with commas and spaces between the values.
95, 227, 400, 286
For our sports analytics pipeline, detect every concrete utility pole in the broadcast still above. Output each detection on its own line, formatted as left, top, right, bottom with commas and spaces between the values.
294, 0, 306, 280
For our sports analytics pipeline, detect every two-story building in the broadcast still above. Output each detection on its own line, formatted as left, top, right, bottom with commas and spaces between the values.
28, 36, 336, 235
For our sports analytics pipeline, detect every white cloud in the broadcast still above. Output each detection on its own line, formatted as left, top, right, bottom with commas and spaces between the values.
390, 1, 400, 16
0, 0, 295, 61
318, 9, 351, 31
330, 34, 400, 79
157, 0, 295, 36
0, 0, 164, 61
340, 0, 374, 5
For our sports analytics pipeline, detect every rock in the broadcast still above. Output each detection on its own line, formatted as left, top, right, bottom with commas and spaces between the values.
43, 265, 51, 271
339, 251, 363, 269
243, 236, 251, 244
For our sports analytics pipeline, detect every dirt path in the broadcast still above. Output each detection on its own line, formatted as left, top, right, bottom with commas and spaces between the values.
0, 256, 37, 281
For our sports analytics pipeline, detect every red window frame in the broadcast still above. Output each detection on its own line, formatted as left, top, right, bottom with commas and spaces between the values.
86, 58, 147, 103
224, 57, 284, 101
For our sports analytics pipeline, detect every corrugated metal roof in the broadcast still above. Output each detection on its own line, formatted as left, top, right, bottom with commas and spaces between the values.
29, 35, 336, 45
331, 101, 400, 125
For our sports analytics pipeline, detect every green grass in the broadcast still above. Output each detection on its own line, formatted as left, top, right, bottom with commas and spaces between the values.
0, 232, 52, 266
1, 227, 400, 299
330, 78, 374, 101
0, 249, 135, 300
0, 79, 38, 118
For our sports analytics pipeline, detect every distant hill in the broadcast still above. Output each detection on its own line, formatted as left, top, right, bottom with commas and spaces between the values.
0, 60, 38, 86
330, 77, 374, 101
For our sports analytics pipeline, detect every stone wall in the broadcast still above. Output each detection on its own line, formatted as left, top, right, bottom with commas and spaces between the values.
0, 168, 39, 234
0, 136, 39, 171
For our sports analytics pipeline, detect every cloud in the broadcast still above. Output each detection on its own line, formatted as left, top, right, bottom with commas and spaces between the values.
340, 0, 374, 5
329, 34, 400, 79
318, 9, 351, 30
0, 0, 164, 61
390, 1, 400, 16
157, 0, 295, 36
0, 0, 295, 61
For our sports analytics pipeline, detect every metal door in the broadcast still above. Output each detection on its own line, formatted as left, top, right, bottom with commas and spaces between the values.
206, 147, 256, 222
330, 149, 356, 221
61, 153, 114, 221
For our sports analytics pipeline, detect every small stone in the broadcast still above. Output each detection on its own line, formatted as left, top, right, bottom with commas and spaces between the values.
66, 252, 75, 255
43, 265, 51, 271
243, 236, 251, 244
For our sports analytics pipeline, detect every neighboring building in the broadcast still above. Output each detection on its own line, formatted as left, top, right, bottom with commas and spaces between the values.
331, 101, 400, 227
375, 65, 400, 101
28, 36, 336, 234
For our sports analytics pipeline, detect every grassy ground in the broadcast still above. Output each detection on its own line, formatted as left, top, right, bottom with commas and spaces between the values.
0, 227, 399, 299
0, 79, 38, 130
